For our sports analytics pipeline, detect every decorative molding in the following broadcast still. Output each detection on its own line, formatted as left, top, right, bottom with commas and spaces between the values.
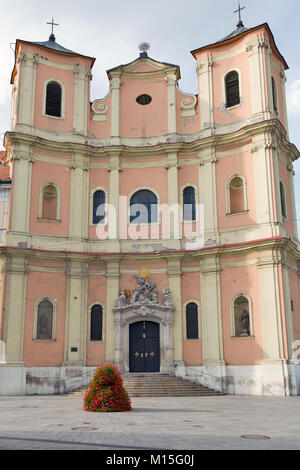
91, 100, 108, 122
180, 96, 197, 117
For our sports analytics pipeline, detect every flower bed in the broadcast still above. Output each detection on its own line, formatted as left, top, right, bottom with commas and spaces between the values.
83, 364, 132, 412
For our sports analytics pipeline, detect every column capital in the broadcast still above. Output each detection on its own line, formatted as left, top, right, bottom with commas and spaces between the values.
110, 75, 122, 89
165, 72, 177, 86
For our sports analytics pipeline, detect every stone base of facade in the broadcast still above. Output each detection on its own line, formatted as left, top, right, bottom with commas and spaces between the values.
0, 365, 97, 396
1, 363, 300, 396
178, 363, 300, 396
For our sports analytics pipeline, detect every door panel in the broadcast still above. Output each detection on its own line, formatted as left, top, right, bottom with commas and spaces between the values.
129, 321, 160, 372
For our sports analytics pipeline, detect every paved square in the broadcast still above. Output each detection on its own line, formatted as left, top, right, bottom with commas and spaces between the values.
0, 394, 299, 450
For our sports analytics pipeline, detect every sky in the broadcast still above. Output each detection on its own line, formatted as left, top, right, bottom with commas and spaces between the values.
0, 0, 300, 233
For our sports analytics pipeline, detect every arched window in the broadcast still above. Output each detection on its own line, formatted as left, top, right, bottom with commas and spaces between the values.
90, 304, 103, 341
93, 190, 106, 224
45, 81, 62, 117
232, 295, 251, 337
186, 302, 199, 339
225, 71, 240, 108
42, 184, 58, 220
271, 77, 278, 115
130, 190, 158, 224
280, 181, 287, 219
227, 176, 246, 214
183, 186, 196, 221
37, 300, 53, 340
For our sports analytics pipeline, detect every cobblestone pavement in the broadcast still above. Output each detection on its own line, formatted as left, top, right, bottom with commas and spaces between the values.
0, 394, 299, 450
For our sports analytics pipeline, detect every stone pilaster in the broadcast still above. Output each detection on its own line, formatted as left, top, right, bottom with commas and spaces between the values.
247, 37, 269, 118
105, 260, 120, 363
63, 261, 88, 366
166, 72, 177, 135
107, 152, 121, 252
110, 74, 121, 144
200, 255, 224, 367
167, 258, 183, 364
196, 54, 214, 130
73, 65, 91, 135
257, 251, 286, 363
6, 144, 34, 244
198, 146, 219, 245
17, 52, 37, 127
68, 153, 89, 244
280, 70, 289, 136
166, 152, 181, 244
251, 135, 278, 238
3, 256, 28, 365
257, 250, 290, 395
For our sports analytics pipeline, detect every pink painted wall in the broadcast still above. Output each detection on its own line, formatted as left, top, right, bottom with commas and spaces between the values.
220, 261, 263, 365
86, 272, 106, 366
212, 53, 252, 126
120, 77, 168, 137
29, 157, 71, 237
23, 269, 66, 366
33, 62, 75, 133
181, 270, 202, 365
88, 166, 110, 239
193, 26, 287, 129
16, 42, 93, 134
216, 147, 256, 230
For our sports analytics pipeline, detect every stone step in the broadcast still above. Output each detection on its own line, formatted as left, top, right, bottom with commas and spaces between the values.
68, 373, 223, 397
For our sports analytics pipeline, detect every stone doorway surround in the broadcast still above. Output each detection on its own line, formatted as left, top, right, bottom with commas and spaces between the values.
113, 275, 175, 374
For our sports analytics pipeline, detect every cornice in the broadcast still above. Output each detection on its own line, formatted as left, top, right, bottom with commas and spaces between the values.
4, 118, 299, 162
0, 236, 298, 265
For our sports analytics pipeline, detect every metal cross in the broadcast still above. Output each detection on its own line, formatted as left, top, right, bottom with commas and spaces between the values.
47, 18, 59, 36
234, 2, 245, 24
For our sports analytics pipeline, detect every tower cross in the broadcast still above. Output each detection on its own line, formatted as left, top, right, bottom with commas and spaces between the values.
47, 18, 59, 38
234, 2, 245, 27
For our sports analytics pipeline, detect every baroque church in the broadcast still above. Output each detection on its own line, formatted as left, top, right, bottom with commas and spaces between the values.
0, 14, 299, 396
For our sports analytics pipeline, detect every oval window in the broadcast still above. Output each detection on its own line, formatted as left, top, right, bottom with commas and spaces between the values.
136, 94, 152, 105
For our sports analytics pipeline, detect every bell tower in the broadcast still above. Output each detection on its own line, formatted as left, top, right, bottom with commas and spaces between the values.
191, 18, 289, 133
10, 20, 95, 136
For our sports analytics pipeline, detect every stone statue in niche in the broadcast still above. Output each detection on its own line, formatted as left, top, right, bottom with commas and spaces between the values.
239, 310, 250, 337
115, 289, 128, 309
150, 289, 159, 304
37, 313, 51, 340
162, 287, 173, 306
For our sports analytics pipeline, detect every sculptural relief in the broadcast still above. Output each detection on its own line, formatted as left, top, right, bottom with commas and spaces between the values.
114, 275, 174, 309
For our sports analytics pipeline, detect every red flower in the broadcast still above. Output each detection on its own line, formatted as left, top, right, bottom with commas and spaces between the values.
83, 364, 131, 413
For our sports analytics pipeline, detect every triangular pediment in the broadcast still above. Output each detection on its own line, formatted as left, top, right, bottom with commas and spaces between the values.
107, 55, 180, 79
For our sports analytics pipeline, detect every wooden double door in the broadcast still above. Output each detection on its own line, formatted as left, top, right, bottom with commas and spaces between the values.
129, 321, 160, 373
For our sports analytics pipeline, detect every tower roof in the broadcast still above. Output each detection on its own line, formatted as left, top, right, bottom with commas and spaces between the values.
216, 23, 250, 43
30, 34, 77, 54
11, 35, 96, 84
190, 22, 288, 70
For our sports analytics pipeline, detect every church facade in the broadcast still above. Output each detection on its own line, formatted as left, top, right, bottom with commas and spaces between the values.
0, 19, 300, 396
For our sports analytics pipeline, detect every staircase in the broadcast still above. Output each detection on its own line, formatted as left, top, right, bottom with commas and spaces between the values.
70, 373, 223, 397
